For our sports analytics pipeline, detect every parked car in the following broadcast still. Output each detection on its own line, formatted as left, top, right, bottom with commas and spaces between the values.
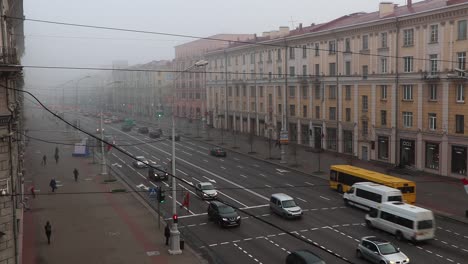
132, 156, 149, 168
285, 250, 326, 264
95, 128, 105, 134
104, 119, 112, 124
138, 127, 149, 134
195, 182, 218, 200
270, 193, 303, 219
121, 124, 132, 132
210, 147, 227, 157
207, 201, 241, 227
149, 129, 162, 138
356, 236, 410, 264
168, 134, 180, 141
148, 166, 168, 181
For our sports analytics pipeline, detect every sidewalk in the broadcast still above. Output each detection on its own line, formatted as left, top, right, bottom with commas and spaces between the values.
132, 114, 468, 223
22, 113, 205, 264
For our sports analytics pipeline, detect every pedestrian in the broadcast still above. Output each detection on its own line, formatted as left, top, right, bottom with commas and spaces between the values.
30, 186, 36, 199
44, 221, 52, 244
49, 178, 57, 192
55, 146, 59, 156
42, 155, 47, 166
164, 224, 171, 246
54, 153, 59, 164
73, 168, 79, 182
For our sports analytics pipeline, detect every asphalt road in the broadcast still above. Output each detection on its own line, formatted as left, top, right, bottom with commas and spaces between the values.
74, 113, 468, 264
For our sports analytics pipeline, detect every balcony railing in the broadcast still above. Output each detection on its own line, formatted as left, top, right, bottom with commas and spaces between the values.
0, 47, 19, 65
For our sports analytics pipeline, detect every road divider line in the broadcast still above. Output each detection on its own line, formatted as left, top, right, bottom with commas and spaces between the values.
296, 197, 307, 203
320, 196, 330, 201
176, 169, 188, 175
305, 182, 315, 186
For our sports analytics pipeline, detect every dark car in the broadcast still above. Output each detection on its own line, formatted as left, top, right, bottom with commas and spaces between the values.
210, 147, 227, 157
285, 250, 326, 264
168, 134, 180, 141
149, 129, 162, 138
138, 127, 149, 134
148, 166, 168, 181
121, 124, 132, 132
207, 201, 241, 227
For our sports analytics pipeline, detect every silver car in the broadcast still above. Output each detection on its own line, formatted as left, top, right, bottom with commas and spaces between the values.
357, 236, 410, 264
195, 182, 218, 200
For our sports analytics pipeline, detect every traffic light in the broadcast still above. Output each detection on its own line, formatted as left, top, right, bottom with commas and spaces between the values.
157, 189, 166, 203
172, 214, 178, 224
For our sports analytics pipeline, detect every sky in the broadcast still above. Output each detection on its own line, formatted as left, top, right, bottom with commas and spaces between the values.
22, 0, 418, 92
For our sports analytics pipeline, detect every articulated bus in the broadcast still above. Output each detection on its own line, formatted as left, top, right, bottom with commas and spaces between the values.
330, 165, 416, 204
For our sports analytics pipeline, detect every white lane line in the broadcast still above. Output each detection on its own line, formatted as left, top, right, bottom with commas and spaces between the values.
173, 213, 207, 219
219, 159, 225, 162
296, 197, 307, 203
198, 146, 209, 150
151, 156, 160, 161
108, 126, 269, 201
239, 204, 269, 210
177, 169, 188, 175
240, 174, 248, 178
217, 190, 248, 207
319, 196, 331, 201
185, 146, 195, 151
182, 151, 193, 156
197, 151, 208, 156
285, 183, 294, 187
265, 184, 271, 188
186, 142, 196, 146
137, 172, 146, 179
305, 182, 315, 186
259, 173, 266, 177
220, 166, 226, 170
203, 159, 208, 162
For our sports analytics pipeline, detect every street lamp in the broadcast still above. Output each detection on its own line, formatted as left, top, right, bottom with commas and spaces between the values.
75, 75, 91, 112
169, 59, 208, 255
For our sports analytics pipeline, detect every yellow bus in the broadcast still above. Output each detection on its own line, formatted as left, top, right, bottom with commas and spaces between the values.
329, 165, 416, 204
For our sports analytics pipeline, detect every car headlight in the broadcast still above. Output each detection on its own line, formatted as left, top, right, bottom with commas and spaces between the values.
405, 258, 410, 263
389, 261, 395, 264
222, 218, 228, 221
203, 193, 208, 196
236, 216, 241, 220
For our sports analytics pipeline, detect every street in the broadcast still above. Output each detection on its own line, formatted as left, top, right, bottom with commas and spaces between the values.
74, 112, 468, 264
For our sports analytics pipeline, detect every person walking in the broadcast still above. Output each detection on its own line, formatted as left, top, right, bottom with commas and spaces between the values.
73, 168, 79, 182
164, 224, 171, 246
54, 152, 59, 164
49, 178, 57, 192
42, 155, 47, 166
30, 186, 36, 199
44, 221, 52, 244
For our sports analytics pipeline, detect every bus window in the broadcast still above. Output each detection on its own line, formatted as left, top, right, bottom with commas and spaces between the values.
387, 195, 403, 202
330, 170, 337, 181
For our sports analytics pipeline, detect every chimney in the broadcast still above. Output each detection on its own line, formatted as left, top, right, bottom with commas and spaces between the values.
279, 26, 290, 36
379, 2, 395, 18
407, 0, 412, 8
299, 23, 303, 30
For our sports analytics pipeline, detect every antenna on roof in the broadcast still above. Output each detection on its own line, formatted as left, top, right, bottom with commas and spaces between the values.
289, 16, 297, 29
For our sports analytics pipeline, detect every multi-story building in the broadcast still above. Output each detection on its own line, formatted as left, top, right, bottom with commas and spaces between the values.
0, 0, 24, 263
206, 0, 468, 178
112, 60, 173, 118
174, 34, 253, 122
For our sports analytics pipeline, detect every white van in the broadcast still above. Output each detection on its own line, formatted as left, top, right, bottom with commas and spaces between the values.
343, 182, 403, 211
366, 201, 435, 241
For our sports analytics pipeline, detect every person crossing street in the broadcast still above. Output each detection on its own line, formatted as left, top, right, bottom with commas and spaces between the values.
73, 168, 79, 182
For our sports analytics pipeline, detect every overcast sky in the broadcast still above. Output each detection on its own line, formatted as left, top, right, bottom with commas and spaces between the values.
23, 0, 417, 92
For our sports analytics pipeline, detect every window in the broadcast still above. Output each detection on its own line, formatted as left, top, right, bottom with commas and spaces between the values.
289, 46, 295, 59
289, 86, 296, 97
345, 38, 351, 52
277, 49, 282, 61
277, 86, 282, 97
328, 107, 336, 120
303, 105, 307, 117
457, 84, 465, 102
456, 115, 464, 134
404, 56, 413, 72
289, 66, 295, 77
362, 35, 369, 50
242, 54, 246, 65
430, 25, 438, 43
315, 85, 321, 99
345, 61, 351, 75
362, 95, 368, 112
242, 86, 246, 96
356, 189, 382, 203
251, 102, 256, 111
278, 104, 282, 114
381, 85, 387, 100
362, 65, 368, 79
403, 29, 414, 46
289, 105, 296, 116
345, 108, 351, 122
381, 32, 388, 48
315, 106, 320, 119
378, 136, 389, 160
259, 86, 264, 97
250, 53, 255, 64
428, 113, 437, 130
458, 52, 466, 75
314, 43, 320, 56
302, 45, 307, 58
329, 63, 336, 76
429, 54, 438, 75
328, 40, 336, 54
250, 86, 256, 97
302, 86, 308, 98
329, 85, 336, 99
362, 120, 368, 136
343, 85, 351, 100
403, 85, 413, 100
429, 84, 437, 101
381, 57, 387, 73
235, 86, 239, 97
403, 111, 413, 128
381, 110, 387, 126
302, 65, 307, 76
327, 128, 337, 150
458, 20, 467, 40
228, 86, 232, 96
278, 66, 282, 77
315, 64, 320, 76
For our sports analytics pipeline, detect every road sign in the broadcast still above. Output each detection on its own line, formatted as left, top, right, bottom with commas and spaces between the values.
280, 130, 289, 144
149, 187, 157, 197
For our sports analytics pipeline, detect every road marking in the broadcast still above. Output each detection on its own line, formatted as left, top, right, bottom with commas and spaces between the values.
203, 159, 208, 162
276, 172, 283, 175
197, 151, 208, 155
265, 184, 271, 188
237, 165, 244, 169
202, 176, 216, 183
259, 173, 266, 177
176, 169, 188, 175
240, 174, 248, 178
219, 159, 225, 162
304, 182, 314, 186
137, 172, 146, 179
285, 183, 294, 187
220, 166, 226, 170
198, 146, 208, 150
320, 196, 330, 201
185, 146, 195, 151
296, 197, 307, 203
239, 204, 269, 210
233, 157, 240, 161
182, 151, 192, 156
218, 190, 248, 207
151, 156, 160, 161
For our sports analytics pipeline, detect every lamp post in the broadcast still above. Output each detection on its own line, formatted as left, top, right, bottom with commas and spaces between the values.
169, 59, 208, 255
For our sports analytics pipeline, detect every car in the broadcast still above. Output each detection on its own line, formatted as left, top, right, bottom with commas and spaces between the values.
121, 124, 132, 132
149, 130, 161, 138
132, 156, 149, 168
168, 134, 180, 141
210, 147, 227, 157
356, 236, 410, 264
104, 119, 112, 124
285, 250, 326, 264
138, 127, 149, 134
195, 182, 218, 200
207, 201, 241, 227
148, 166, 168, 181
96, 128, 105, 134
270, 193, 303, 219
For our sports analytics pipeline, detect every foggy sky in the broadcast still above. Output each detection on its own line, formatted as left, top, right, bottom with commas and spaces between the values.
22, 0, 416, 92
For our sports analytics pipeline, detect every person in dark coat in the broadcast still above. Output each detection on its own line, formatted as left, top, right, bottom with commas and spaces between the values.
45, 221, 52, 244
49, 178, 57, 192
73, 168, 79, 182
42, 155, 47, 166
164, 224, 171, 246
